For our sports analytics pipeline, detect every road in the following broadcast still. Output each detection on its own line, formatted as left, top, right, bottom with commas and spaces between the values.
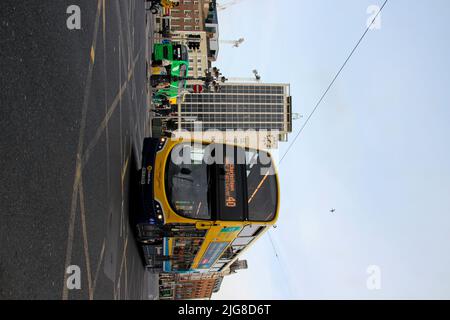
0, 0, 157, 299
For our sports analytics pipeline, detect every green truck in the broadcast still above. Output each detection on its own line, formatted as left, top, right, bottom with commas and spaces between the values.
151, 43, 189, 104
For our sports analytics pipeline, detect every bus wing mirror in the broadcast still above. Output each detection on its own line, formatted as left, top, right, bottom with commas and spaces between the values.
195, 222, 219, 230
196, 222, 213, 230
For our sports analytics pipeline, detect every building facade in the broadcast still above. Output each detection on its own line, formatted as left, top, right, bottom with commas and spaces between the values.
156, 0, 219, 62
174, 82, 293, 149
159, 272, 224, 300
153, 0, 218, 80
166, 30, 209, 79
169, 0, 206, 32
204, 0, 219, 61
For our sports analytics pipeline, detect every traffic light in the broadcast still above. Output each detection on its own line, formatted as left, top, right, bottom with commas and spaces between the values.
187, 41, 200, 51
187, 34, 201, 51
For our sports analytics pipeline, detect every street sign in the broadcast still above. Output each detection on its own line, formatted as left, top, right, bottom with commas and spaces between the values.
193, 84, 203, 93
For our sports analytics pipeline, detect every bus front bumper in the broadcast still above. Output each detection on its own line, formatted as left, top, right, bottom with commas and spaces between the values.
138, 137, 166, 227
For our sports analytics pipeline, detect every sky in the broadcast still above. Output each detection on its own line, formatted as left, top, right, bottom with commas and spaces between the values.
213, 0, 450, 299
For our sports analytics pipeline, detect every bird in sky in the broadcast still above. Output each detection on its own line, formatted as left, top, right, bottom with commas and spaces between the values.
330, 208, 336, 213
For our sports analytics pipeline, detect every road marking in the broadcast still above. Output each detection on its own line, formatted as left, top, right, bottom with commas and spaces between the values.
91, 238, 106, 296
102, 0, 112, 229
81, 51, 140, 168
118, 27, 125, 241
62, 0, 102, 300
119, 32, 123, 188
120, 154, 130, 239
62, 178, 79, 300
90, 46, 95, 63
102, 0, 106, 37
79, 179, 93, 300
116, 0, 144, 144
124, 255, 128, 300
121, 156, 129, 185
116, 237, 128, 287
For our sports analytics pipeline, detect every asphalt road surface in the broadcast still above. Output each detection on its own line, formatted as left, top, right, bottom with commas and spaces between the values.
0, 0, 156, 299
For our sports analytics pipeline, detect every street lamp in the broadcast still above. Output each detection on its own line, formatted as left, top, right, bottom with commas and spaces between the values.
252, 69, 261, 81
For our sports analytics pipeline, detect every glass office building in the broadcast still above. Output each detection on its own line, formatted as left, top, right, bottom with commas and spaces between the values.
178, 83, 293, 145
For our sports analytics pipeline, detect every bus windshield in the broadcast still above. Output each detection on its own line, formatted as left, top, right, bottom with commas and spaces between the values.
165, 143, 278, 222
165, 144, 211, 220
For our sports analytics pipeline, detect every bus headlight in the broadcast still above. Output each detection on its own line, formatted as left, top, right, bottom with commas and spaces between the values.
153, 200, 164, 223
157, 137, 167, 151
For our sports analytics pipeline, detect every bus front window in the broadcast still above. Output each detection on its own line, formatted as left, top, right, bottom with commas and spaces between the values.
165, 144, 212, 220
165, 143, 278, 222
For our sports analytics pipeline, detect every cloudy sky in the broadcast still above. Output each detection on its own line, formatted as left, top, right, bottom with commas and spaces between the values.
213, 0, 450, 299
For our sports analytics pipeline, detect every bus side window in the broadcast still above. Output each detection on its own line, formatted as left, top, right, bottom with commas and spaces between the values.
231, 237, 254, 246
239, 225, 264, 237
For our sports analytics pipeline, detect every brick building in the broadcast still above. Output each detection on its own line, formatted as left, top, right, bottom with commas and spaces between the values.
159, 272, 224, 300
169, 0, 209, 32
153, 0, 218, 79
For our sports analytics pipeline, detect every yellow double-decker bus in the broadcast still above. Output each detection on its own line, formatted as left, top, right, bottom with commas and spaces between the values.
135, 137, 279, 273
